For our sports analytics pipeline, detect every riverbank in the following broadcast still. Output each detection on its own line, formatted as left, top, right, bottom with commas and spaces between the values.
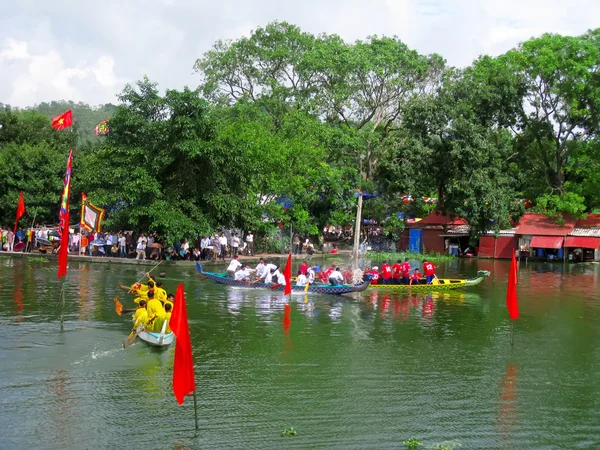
0, 249, 352, 267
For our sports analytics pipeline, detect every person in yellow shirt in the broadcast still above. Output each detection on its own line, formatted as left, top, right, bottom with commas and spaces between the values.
132, 300, 148, 329
164, 293, 174, 311
145, 290, 166, 331
155, 281, 167, 304
164, 303, 172, 333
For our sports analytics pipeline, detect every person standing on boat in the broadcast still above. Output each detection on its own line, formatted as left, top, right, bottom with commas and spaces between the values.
400, 258, 411, 285
329, 267, 344, 286
343, 266, 353, 284
227, 255, 242, 278
423, 260, 436, 284
260, 260, 278, 281
164, 303, 172, 333
296, 269, 308, 286
381, 262, 393, 284
366, 266, 380, 285
391, 260, 402, 284
255, 258, 266, 279
146, 290, 166, 331
155, 281, 167, 304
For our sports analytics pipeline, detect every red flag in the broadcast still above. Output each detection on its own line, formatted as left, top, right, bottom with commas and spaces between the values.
283, 253, 292, 295
171, 283, 196, 405
52, 110, 73, 130
57, 149, 73, 279
506, 249, 519, 320
14, 191, 25, 233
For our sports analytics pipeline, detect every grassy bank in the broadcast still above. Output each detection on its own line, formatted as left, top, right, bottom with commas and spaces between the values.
368, 251, 457, 264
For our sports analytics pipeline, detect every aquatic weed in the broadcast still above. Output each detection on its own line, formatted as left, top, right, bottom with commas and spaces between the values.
281, 427, 296, 437
403, 438, 423, 449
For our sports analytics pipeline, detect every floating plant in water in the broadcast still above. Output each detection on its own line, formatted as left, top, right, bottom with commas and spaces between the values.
281, 427, 296, 437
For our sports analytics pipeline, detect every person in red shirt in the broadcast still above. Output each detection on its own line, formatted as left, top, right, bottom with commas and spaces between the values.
343, 266, 354, 285
409, 268, 423, 285
366, 266, 380, 285
299, 261, 309, 275
423, 260, 436, 284
392, 260, 402, 284
400, 258, 411, 285
381, 262, 392, 284
320, 264, 335, 283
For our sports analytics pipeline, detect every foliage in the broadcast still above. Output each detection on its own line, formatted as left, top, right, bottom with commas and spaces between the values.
280, 427, 296, 437
2, 24, 600, 244
403, 438, 423, 449
370, 251, 455, 263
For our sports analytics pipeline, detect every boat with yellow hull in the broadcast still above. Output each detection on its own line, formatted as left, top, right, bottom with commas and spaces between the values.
368, 270, 490, 292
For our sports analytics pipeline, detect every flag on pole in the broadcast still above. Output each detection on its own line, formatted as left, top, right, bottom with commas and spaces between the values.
51, 110, 73, 130
80, 192, 105, 232
94, 119, 109, 136
14, 191, 25, 233
506, 249, 519, 320
283, 253, 292, 296
171, 283, 196, 405
57, 149, 73, 279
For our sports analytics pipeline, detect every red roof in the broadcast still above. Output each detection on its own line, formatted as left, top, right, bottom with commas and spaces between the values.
575, 214, 600, 228
414, 211, 468, 226
565, 236, 600, 249
515, 213, 576, 236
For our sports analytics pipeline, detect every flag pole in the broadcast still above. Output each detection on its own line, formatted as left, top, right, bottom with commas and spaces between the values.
193, 390, 199, 431
510, 321, 514, 346
59, 278, 66, 331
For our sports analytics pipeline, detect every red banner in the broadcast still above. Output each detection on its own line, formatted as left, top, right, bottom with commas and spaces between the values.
171, 283, 196, 405
14, 191, 25, 233
506, 249, 519, 320
57, 149, 73, 279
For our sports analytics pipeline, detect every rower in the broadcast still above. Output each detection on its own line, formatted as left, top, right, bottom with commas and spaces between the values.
145, 290, 166, 331
155, 281, 167, 303
423, 260, 437, 284
329, 267, 344, 286
296, 269, 307, 287
164, 293, 174, 311
226, 255, 242, 278
132, 300, 148, 329
164, 303, 172, 333
409, 269, 424, 285
306, 265, 316, 284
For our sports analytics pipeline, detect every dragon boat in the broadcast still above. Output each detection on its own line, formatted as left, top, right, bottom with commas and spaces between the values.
196, 262, 370, 295
368, 270, 491, 292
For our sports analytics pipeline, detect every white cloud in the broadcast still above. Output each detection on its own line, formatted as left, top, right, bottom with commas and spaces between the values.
0, 0, 599, 106
0, 39, 29, 61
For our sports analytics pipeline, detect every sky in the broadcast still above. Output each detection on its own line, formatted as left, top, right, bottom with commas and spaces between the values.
0, 0, 598, 107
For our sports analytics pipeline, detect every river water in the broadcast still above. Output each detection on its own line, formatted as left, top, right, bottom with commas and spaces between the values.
0, 256, 599, 449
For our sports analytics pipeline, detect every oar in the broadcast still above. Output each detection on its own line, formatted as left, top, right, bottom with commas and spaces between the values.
127, 260, 163, 293
123, 325, 142, 348
304, 282, 310, 293
270, 283, 282, 290
121, 308, 137, 315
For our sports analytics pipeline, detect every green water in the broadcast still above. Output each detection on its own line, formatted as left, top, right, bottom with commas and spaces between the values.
1, 256, 599, 449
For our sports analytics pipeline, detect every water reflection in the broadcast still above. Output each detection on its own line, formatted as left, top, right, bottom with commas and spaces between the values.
497, 361, 518, 447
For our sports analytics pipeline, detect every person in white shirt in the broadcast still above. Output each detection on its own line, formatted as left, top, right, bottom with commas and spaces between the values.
329, 267, 344, 286
200, 236, 210, 260
260, 262, 278, 281
234, 265, 255, 281
218, 233, 228, 261
266, 267, 282, 284
136, 240, 146, 260
232, 233, 240, 257
255, 258, 266, 279
118, 234, 127, 258
245, 232, 254, 256
306, 265, 316, 284
296, 269, 307, 287
227, 256, 242, 278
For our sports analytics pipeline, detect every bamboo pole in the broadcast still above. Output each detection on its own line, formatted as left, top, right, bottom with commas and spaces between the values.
352, 192, 363, 270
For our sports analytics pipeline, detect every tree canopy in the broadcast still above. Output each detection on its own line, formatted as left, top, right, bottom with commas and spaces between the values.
1, 22, 599, 243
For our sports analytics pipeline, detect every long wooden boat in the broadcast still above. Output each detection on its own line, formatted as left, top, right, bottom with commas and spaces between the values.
138, 328, 174, 347
368, 270, 491, 292
196, 262, 370, 295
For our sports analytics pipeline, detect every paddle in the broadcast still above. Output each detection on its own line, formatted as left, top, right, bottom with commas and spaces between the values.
126, 260, 163, 293
270, 283, 282, 290
304, 282, 310, 292
123, 325, 142, 348
121, 308, 137, 315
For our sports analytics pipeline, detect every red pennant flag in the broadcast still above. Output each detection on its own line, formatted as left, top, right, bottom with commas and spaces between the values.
506, 249, 519, 320
57, 149, 73, 279
51, 110, 73, 130
14, 191, 25, 233
171, 283, 196, 405
283, 253, 292, 296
